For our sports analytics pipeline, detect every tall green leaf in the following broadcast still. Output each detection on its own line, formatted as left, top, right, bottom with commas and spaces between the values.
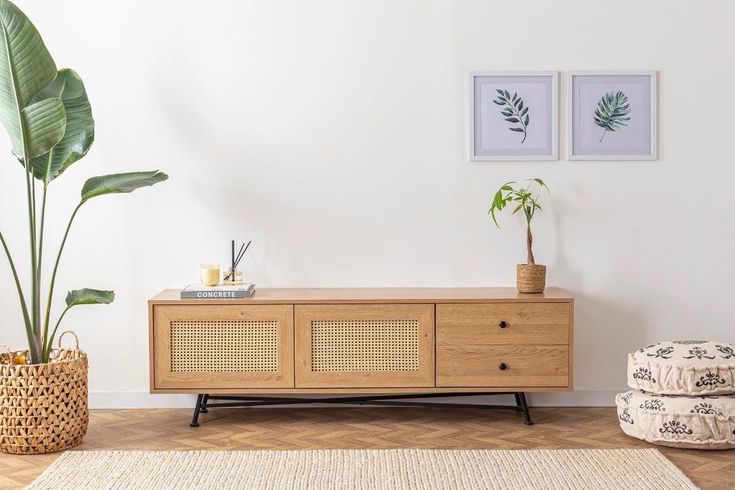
0, 0, 66, 158
593, 90, 631, 142
30, 69, 94, 182
81, 170, 169, 201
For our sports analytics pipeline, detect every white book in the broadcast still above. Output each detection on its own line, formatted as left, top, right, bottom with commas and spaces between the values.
180, 283, 255, 299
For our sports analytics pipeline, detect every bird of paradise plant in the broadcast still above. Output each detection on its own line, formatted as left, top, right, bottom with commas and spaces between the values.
0, 0, 168, 364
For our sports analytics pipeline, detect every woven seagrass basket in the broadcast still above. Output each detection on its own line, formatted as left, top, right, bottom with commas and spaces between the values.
516, 264, 546, 294
0, 331, 88, 455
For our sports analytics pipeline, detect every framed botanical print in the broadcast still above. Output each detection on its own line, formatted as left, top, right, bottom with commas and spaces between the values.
568, 71, 658, 160
468, 71, 558, 161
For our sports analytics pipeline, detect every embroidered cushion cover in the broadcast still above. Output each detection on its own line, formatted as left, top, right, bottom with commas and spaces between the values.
628, 340, 735, 395
616, 390, 735, 449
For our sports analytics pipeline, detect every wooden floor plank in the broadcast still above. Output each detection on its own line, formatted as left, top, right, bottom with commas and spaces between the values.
1, 407, 733, 489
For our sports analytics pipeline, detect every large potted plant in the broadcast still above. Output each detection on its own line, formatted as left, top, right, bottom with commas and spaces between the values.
0, 0, 167, 454
488, 178, 548, 293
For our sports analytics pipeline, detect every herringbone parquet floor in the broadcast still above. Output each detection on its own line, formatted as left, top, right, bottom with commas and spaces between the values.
1, 407, 733, 489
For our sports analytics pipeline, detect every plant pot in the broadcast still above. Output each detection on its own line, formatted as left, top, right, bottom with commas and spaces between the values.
516, 264, 546, 294
0, 332, 88, 455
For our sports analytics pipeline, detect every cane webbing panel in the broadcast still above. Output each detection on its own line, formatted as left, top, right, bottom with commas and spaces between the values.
170, 320, 278, 373
311, 320, 419, 372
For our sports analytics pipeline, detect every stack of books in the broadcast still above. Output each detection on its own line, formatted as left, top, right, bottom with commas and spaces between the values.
180, 283, 255, 299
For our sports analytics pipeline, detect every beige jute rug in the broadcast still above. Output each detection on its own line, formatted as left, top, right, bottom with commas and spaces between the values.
27, 448, 696, 490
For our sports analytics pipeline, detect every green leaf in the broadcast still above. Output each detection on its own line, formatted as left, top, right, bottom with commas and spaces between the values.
65, 288, 114, 308
496, 89, 504, 95
530, 178, 548, 191
494, 91, 529, 143
492, 99, 504, 105
20, 97, 66, 158
0, 0, 65, 159
594, 90, 631, 141
81, 170, 169, 201
29, 69, 94, 182
492, 189, 504, 209
512, 203, 524, 215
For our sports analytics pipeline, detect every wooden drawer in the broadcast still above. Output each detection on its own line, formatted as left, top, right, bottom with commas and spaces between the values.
295, 304, 434, 388
437, 303, 570, 346
436, 345, 569, 387
152, 304, 294, 389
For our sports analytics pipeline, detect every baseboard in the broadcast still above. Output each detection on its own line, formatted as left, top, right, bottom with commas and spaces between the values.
89, 389, 620, 409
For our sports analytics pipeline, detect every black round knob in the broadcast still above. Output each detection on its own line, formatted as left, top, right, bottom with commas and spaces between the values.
498, 362, 508, 371
498, 320, 508, 329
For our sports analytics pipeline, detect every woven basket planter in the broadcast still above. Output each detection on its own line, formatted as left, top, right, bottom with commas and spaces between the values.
516, 264, 546, 294
0, 331, 88, 455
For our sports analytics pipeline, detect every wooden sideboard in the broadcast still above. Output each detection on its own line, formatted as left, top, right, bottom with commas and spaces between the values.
149, 288, 573, 398
150, 288, 573, 425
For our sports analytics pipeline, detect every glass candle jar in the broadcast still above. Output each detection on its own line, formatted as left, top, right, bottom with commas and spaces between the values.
200, 263, 220, 287
223, 267, 243, 286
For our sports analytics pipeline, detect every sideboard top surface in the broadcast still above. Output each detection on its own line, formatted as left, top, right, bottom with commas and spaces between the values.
149, 287, 573, 305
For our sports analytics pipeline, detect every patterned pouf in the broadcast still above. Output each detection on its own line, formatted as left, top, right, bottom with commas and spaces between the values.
616, 390, 735, 449
628, 340, 735, 396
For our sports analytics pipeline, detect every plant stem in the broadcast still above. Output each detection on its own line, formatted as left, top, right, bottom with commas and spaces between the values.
0, 230, 34, 351
45, 305, 70, 359
23, 159, 41, 363
42, 201, 84, 358
37, 184, 48, 340
526, 220, 535, 265
599, 128, 608, 142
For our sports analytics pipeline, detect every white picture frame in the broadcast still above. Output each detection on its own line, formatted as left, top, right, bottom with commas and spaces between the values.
468, 71, 558, 161
567, 71, 658, 160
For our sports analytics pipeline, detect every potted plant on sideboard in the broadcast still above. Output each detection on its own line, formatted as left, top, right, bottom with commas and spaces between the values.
0, 0, 168, 454
488, 178, 549, 294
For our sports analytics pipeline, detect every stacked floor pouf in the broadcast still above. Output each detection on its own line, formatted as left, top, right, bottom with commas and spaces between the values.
616, 340, 735, 449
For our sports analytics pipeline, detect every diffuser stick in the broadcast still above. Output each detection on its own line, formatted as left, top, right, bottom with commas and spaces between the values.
234, 240, 251, 268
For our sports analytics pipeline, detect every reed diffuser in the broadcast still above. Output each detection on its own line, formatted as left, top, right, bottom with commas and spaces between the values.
223, 240, 250, 286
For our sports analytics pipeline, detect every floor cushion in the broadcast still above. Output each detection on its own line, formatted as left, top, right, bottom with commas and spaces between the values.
616, 390, 735, 449
628, 340, 735, 395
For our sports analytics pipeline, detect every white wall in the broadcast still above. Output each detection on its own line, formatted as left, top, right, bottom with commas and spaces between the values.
1, 0, 733, 408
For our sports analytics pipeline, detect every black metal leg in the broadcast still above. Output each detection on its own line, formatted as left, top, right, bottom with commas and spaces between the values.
188, 392, 535, 426
190, 394, 204, 427
516, 392, 533, 425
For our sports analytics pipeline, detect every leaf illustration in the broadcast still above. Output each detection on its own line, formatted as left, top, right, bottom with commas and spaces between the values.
594, 90, 631, 142
492, 89, 530, 143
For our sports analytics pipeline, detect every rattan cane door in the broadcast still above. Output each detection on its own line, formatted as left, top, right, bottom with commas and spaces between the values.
294, 304, 434, 388
152, 305, 294, 389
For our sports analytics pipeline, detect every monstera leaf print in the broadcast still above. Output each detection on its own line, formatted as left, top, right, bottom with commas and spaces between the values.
594, 91, 631, 142
493, 89, 529, 143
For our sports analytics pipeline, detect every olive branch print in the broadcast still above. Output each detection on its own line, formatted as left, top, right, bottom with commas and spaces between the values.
493, 89, 529, 143
593, 90, 631, 142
